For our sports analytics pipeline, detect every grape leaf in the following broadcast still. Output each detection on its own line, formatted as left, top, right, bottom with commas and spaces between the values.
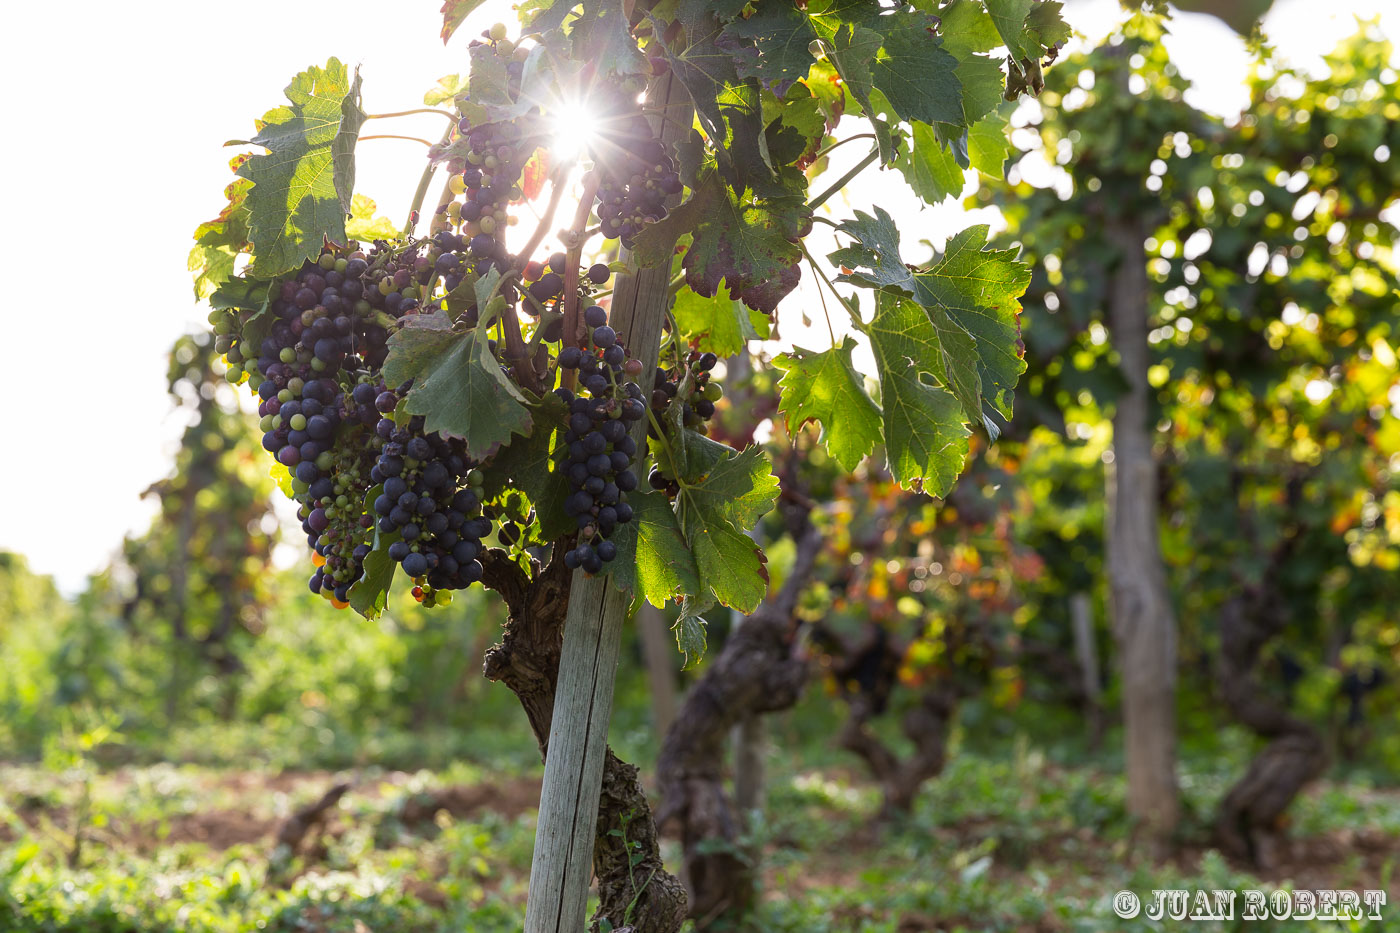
381, 312, 533, 460
568, 0, 646, 77
670, 280, 757, 356
984, 0, 1035, 62
682, 517, 769, 613
832, 212, 1029, 431
269, 460, 294, 498
189, 157, 252, 300
869, 15, 963, 129
232, 59, 365, 277
349, 529, 399, 619
913, 225, 1029, 420
967, 108, 1012, 178
441, 0, 488, 44
1022, 1, 1071, 56
345, 194, 399, 241
651, 10, 737, 161
677, 0, 748, 28
682, 446, 781, 533
819, 23, 892, 162
894, 122, 967, 205
773, 337, 882, 471
675, 446, 777, 613
952, 52, 1006, 127
719, 2, 818, 97
937, 0, 1002, 58
610, 489, 702, 607
680, 169, 807, 314
673, 601, 709, 669
830, 207, 916, 293
483, 393, 573, 541
424, 73, 468, 106
868, 293, 970, 494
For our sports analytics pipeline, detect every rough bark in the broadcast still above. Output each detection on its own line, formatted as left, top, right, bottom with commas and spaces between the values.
656, 505, 821, 929
1104, 214, 1180, 849
482, 550, 686, 932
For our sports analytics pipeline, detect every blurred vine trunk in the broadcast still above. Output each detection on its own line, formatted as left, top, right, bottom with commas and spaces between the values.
837, 677, 961, 820
655, 504, 819, 930
637, 602, 679, 736
1214, 473, 1326, 867
479, 552, 687, 933
1069, 592, 1104, 749
1104, 214, 1180, 850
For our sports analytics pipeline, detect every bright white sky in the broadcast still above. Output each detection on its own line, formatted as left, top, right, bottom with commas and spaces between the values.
0, 0, 1394, 594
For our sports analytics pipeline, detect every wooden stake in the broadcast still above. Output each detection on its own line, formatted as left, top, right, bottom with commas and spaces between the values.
522, 68, 693, 933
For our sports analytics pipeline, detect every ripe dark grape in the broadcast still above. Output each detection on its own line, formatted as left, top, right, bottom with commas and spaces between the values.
558, 302, 638, 575
590, 86, 681, 248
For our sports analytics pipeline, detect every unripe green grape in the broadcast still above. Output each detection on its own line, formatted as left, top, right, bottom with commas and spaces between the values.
318, 253, 336, 270
335, 257, 349, 272
292, 478, 310, 495
317, 451, 334, 470
280, 347, 297, 363
702, 383, 723, 401
490, 22, 507, 39
225, 363, 243, 382
260, 414, 275, 431
290, 413, 307, 431
287, 377, 305, 394
278, 389, 293, 403
226, 345, 243, 364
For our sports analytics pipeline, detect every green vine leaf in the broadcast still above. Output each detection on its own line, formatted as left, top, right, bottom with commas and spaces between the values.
424, 73, 468, 106
483, 393, 574, 541
232, 58, 365, 277
670, 280, 760, 357
773, 338, 883, 471
679, 169, 808, 314
345, 194, 400, 241
868, 293, 970, 495
938, 0, 1002, 59
676, 446, 778, 613
610, 489, 702, 608
985, 0, 1036, 62
894, 122, 967, 205
831, 212, 1029, 433
683, 446, 781, 533
440, 0, 489, 44
718, 2, 818, 97
381, 312, 533, 460
868, 13, 963, 129
349, 529, 399, 619
673, 601, 710, 670
189, 157, 252, 300
967, 108, 1012, 178
914, 225, 1030, 421
567, 0, 647, 78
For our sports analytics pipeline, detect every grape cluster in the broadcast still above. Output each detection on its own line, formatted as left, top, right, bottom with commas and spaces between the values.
368, 388, 492, 593
648, 351, 723, 496
448, 110, 543, 267
591, 89, 682, 248
556, 305, 646, 573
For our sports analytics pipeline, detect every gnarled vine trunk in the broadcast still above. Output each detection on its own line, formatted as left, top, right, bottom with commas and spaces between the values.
482, 552, 687, 932
1214, 475, 1326, 868
655, 505, 820, 929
